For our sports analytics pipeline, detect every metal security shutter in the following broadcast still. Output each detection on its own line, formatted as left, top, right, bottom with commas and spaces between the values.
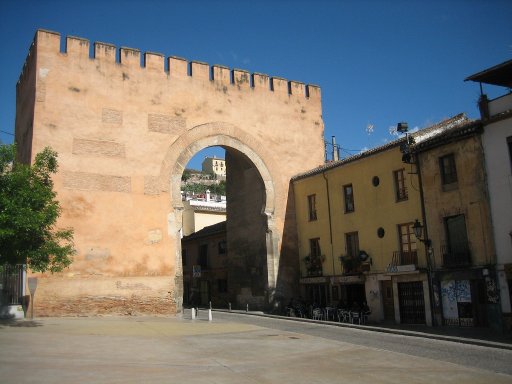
398, 281, 426, 324
1, 265, 24, 305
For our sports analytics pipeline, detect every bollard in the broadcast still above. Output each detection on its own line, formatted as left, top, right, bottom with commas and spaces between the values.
209, 301, 212, 310
191, 307, 196, 320
229, 302, 231, 312
246, 304, 249, 312
208, 309, 212, 322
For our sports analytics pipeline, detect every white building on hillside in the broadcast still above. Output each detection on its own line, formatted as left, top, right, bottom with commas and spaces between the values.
202, 156, 226, 178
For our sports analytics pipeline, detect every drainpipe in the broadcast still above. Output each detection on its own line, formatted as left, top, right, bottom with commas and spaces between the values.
414, 152, 438, 326
322, 171, 335, 303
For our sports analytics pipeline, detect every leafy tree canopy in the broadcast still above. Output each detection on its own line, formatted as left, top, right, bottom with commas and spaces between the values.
0, 144, 74, 272
182, 180, 226, 196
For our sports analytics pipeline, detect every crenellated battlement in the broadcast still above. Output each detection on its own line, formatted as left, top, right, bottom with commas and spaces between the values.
17, 29, 321, 101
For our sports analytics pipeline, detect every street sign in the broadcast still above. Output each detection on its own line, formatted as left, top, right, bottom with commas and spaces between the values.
28, 277, 38, 319
28, 277, 38, 296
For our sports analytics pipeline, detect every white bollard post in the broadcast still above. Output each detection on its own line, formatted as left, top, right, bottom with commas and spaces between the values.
191, 307, 196, 320
208, 309, 212, 322
229, 302, 231, 312
246, 304, 249, 312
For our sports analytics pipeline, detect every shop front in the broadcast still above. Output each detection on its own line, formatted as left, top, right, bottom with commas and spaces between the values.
438, 268, 493, 327
331, 275, 366, 309
300, 276, 329, 307
387, 271, 431, 326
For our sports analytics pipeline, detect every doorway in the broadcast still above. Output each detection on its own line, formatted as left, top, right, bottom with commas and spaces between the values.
398, 281, 426, 324
381, 280, 395, 321
200, 280, 210, 306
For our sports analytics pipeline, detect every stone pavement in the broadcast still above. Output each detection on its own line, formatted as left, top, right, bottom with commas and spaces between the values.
0, 313, 511, 384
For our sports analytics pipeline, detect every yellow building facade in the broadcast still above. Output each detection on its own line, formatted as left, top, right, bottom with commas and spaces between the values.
293, 140, 432, 325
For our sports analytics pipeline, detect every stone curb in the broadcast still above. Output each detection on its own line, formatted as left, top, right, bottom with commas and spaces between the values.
212, 309, 512, 351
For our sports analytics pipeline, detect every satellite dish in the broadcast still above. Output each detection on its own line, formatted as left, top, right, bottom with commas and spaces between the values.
359, 250, 369, 262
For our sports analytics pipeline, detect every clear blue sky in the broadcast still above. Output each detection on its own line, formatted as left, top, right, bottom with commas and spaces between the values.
1, 0, 511, 169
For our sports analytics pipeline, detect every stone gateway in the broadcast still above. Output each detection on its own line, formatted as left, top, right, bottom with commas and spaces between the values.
15, 30, 324, 316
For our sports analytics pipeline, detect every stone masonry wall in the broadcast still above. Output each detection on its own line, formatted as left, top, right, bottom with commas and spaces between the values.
15, 29, 324, 316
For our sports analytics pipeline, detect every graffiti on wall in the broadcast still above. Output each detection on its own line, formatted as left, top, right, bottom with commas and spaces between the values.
441, 280, 473, 326
485, 278, 500, 304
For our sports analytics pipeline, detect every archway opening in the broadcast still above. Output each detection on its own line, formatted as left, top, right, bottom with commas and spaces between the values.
225, 146, 269, 309
174, 140, 276, 312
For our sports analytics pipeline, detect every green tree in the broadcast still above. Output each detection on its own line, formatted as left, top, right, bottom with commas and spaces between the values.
0, 144, 75, 272
181, 169, 192, 182
182, 180, 227, 196
209, 180, 226, 196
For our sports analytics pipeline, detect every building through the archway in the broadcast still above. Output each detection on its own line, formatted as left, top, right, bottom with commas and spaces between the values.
15, 30, 324, 316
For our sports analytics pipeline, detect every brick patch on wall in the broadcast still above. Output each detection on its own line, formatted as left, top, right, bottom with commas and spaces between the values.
148, 113, 186, 134
144, 176, 161, 195
36, 82, 46, 102
73, 138, 126, 158
63, 171, 131, 193
35, 295, 176, 317
102, 108, 123, 124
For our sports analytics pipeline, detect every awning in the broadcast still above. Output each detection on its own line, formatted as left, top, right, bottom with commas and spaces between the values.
300, 276, 328, 284
331, 275, 365, 284
465, 59, 512, 88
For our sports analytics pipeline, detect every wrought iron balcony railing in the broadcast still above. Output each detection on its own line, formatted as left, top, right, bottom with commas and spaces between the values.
392, 250, 418, 266
339, 254, 369, 275
441, 244, 471, 268
303, 254, 324, 277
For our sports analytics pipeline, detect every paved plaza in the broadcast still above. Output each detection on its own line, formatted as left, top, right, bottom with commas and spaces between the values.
1, 312, 511, 383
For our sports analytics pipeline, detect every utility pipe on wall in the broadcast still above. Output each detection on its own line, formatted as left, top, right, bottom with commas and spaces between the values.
322, 171, 336, 279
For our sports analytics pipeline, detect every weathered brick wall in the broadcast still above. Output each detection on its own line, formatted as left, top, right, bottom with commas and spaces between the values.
34, 277, 175, 316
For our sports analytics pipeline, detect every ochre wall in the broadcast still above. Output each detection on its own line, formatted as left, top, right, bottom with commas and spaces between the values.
293, 144, 428, 323
293, 145, 424, 276
15, 30, 324, 316
418, 134, 495, 268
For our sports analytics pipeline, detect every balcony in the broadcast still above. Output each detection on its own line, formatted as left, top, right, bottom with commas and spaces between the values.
339, 255, 371, 275
441, 244, 471, 268
303, 254, 324, 277
386, 251, 418, 273
392, 250, 418, 266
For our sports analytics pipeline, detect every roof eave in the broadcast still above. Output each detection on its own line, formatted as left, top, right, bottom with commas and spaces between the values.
465, 59, 512, 88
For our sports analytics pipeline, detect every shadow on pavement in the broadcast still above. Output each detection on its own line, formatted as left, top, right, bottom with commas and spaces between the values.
0, 318, 43, 328
374, 321, 512, 345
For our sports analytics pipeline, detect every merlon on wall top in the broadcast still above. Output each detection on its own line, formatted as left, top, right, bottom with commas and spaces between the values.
17, 29, 321, 101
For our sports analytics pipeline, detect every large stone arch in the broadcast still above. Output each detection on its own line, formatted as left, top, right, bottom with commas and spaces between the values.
162, 122, 279, 312
162, 121, 276, 215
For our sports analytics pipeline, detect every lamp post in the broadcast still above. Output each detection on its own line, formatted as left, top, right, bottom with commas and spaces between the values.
398, 122, 416, 165
397, 121, 438, 326
412, 218, 437, 326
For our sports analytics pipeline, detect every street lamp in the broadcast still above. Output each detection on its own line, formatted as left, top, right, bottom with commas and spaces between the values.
412, 219, 431, 246
412, 219, 423, 239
